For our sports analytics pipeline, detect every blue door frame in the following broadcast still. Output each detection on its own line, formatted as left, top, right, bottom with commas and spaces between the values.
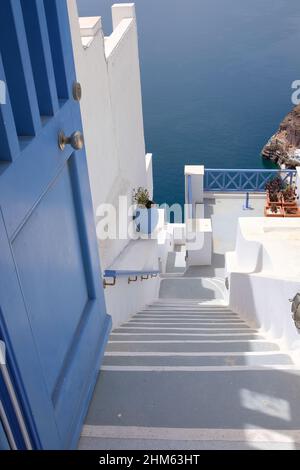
0, 0, 111, 449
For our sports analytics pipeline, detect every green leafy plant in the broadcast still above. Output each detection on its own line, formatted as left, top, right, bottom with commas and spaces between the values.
265, 176, 285, 194
269, 191, 280, 203
265, 176, 284, 204
281, 184, 298, 202
132, 187, 154, 208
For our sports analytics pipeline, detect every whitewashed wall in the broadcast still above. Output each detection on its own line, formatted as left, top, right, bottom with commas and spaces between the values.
67, 1, 159, 326
68, 1, 149, 265
228, 217, 300, 363
230, 273, 300, 364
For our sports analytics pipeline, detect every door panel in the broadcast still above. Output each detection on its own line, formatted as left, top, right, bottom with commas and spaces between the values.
0, 0, 111, 449
12, 156, 89, 396
0, 214, 60, 449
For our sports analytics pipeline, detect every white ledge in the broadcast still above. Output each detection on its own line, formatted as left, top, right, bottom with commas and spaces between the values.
105, 18, 133, 59
185, 165, 204, 176
79, 16, 101, 37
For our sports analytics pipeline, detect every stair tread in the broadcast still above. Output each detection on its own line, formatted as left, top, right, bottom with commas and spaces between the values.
103, 354, 293, 367
106, 341, 279, 353
84, 369, 300, 430
110, 335, 264, 342
114, 329, 257, 334
81, 301, 298, 449
79, 434, 300, 450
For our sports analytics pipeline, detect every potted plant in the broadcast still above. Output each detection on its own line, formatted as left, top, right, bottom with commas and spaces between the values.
264, 202, 284, 217
283, 206, 300, 217
281, 184, 298, 207
266, 190, 281, 206
265, 176, 283, 206
132, 187, 159, 235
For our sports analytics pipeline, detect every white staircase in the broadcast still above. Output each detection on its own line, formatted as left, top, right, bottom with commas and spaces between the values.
79, 298, 300, 450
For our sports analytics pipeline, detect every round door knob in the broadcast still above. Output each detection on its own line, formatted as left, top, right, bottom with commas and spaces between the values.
58, 131, 84, 151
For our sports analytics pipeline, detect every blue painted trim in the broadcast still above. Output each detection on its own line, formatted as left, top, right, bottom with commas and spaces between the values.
187, 175, 194, 218
0, 0, 41, 136
104, 269, 160, 278
43, 0, 74, 100
204, 169, 296, 192
21, 0, 59, 116
0, 54, 19, 162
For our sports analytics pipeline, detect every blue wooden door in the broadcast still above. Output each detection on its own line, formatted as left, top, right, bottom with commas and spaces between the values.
0, 0, 111, 449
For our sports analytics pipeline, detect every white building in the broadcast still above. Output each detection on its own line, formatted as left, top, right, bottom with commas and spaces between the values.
46, 1, 300, 450
65, 2, 300, 450
4, 0, 300, 452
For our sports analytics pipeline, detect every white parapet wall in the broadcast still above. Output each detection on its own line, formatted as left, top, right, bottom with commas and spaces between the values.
227, 217, 300, 363
145, 153, 153, 200
104, 239, 160, 327
67, 1, 151, 265
184, 167, 212, 266
67, 1, 158, 324
186, 217, 212, 266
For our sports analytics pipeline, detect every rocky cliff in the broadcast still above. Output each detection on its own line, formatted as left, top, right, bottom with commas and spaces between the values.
261, 104, 300, 167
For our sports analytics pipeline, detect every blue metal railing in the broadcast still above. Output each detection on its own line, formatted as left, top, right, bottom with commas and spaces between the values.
204, 169, 296, 192
103, 269, 160, 287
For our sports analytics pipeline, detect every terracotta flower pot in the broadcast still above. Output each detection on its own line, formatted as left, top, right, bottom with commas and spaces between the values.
264, 204, 284, 217
281, 195, 298, 208
283, 206, 300, 217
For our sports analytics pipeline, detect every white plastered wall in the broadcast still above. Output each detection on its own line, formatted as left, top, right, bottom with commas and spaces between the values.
67, 2, 159, 326
67, 1, 150, 265
227, 217, 300, 363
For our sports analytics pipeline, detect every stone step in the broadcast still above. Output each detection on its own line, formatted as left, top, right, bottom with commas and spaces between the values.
106, 340, 279, 353
134, 312, 240, 317
146, 299, 230, 309
146, 301, 231, 306
80, 300, 299, 451
135, 311, 238, 321
83, 369, 300, 430
143, 306, 233, 310
100, 365, 298, 372
135, 315, 239, 319
139, 312, 239, 318
149, 297, 225, 305
79, 434, 300, 450
141, 310, 237, 314
159, 278, 225, 300
103, 353, 292, 367
142, 305, 234, 308
110, 334, 263, 342
126, 319, 249, 329
115, 327, 254, 333
130, 318, 245, 323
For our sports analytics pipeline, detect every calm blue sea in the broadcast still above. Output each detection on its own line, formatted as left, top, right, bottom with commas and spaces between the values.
77, 0, 300, 206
